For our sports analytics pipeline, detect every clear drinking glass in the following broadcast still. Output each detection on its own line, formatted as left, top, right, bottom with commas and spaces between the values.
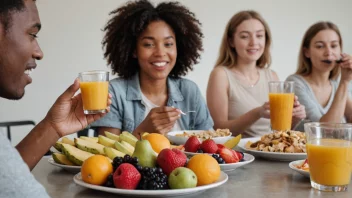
78, 71, 109, 114
268, 81, 295, 131
304, 122, 352, 192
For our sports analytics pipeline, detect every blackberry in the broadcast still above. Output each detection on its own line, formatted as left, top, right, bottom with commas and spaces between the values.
112, 156, 124, 171
112, 155, 139, 171
137, 167, 168, 190
197, 149, 203, 153
104, 173, 115, 188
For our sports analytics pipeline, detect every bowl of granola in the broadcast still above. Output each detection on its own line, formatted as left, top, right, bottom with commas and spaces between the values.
167, 129, 232, 145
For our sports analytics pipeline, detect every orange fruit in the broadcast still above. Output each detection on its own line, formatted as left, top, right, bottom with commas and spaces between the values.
81, 155, 113, 185
144, 133, 170, 153
187, 154, 221, 186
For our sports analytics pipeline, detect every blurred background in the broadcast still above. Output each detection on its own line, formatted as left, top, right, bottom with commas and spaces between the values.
1, 0, 351, 145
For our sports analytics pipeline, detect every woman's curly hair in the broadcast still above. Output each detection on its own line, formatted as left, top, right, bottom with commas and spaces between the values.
102, 0, 203, 79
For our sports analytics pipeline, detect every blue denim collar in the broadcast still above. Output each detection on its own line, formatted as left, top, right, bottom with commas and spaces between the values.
126, 73, 184, 102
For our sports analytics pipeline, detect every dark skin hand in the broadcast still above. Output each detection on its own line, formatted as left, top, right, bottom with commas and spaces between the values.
16, 79, 112, 170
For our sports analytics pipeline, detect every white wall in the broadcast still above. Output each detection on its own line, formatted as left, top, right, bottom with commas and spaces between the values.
1, 0, 351, 145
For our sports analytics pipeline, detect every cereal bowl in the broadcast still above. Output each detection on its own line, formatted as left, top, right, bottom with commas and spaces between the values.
167, 130, 232, 145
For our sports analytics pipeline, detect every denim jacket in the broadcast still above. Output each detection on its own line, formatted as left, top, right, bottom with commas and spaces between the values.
91, 73, 214, 132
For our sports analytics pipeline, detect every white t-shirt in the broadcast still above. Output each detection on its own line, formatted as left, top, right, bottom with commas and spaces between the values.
141, 93, 182, 132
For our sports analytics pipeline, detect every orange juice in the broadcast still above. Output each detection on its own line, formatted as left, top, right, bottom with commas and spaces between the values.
269, 93, 294, 131
307, 139, 352, 186
80, 81, 108, 111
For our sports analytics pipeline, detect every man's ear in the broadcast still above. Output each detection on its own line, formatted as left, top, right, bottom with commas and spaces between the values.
303, 47, 310, 58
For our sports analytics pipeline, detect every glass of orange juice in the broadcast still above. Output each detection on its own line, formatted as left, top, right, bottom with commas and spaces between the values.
268, 81, 294, 131
78, 71, 109, 114
305, 122, 352, 192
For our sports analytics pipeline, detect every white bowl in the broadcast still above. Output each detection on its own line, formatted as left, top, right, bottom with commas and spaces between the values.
167, 130, 232, 145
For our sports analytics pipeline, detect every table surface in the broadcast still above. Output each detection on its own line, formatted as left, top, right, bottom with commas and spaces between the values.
32, 156, 352, 198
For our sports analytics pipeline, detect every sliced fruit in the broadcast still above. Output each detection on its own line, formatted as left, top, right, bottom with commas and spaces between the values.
224, 134, 242, 149
141, 132, 150, 140
80, 136, 99, 143
52, 152, 75, 166
218, 147, 239, 163
98, 135, 116, 147
74, 138, 105, 155
120, 131, 138, 147
53, 141, 63, 152
104, 131, 120, 141
61, 137, 75, 146
121, 141, 135, 153
61, 143, 94, 165
104, 147, 125, 160
115, 141, 134, 155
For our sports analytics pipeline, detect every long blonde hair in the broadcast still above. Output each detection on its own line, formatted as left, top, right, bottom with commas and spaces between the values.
296, 21, 342, 79
215, 10, 272, 68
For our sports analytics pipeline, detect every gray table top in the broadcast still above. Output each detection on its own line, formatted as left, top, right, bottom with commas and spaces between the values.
32, 156, 352, 198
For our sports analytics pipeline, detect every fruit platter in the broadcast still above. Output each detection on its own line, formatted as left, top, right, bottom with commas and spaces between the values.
49, 131, 140, 172
52, 131, 229, 197
167, 129, 232, 145
177, 134, 255, 172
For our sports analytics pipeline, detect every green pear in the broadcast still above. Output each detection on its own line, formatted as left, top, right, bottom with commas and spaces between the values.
132, 140, 157, 168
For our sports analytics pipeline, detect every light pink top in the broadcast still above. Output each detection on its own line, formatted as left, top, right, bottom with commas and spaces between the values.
222, 66, 275, 137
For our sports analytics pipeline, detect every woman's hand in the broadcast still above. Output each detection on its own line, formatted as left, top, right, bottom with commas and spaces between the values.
259, 102, 270, 119
339, 53, 352, 83
291, 96, 306, 129
44, 79, 112, 137
134, 106, 181, 136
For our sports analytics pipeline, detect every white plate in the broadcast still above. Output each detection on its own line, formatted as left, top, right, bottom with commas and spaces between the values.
73, 171, 228, 197
167, 130, 232, 145
237, 137, 307, 161
289, 160, 310, 178
183, 152, 254, 172
48, 157, 81, 173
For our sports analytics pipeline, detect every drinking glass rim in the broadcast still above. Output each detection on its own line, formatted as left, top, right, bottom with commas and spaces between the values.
79, 70, 109, 76
304, 122, 352, 129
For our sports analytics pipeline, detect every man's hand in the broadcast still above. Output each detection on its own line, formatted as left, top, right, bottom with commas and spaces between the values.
44, 79, 111, 137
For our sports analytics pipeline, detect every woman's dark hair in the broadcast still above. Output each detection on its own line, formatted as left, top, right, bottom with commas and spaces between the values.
102, 0, 203, 78
0, 0, 26, 31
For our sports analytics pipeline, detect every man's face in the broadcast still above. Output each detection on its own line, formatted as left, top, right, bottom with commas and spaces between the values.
0, 0, 43, 100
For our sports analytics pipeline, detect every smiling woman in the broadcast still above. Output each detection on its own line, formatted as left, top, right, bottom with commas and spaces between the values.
91, 0, 214, 138
286, 21, 352, 123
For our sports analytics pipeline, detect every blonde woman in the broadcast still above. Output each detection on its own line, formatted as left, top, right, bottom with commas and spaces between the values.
286, 22, 352, 123
207, 11, 306, 137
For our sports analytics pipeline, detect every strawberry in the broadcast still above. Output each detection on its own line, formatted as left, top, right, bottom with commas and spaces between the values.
157, 148, 187, 175
113, 163, 141, 189
230, 150, 240, 162
235, 151, 244, 161
200, 139, 218, 153
217, 144, 225, 150
184, 136, 201, 152
218, 147, 239, 163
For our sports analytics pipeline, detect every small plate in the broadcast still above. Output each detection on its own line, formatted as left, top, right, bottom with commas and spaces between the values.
183, 152, 255, 172
237, 137, 307, 161
289, 160, 310, 178
48, 157, 81, 173
73, 171, 228, 197
167, 130, 232, 145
